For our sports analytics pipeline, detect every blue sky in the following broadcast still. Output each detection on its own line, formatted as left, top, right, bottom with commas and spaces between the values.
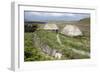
24, 11, 90, 22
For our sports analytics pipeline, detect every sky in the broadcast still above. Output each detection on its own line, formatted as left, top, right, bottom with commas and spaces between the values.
24, 11, 90, 22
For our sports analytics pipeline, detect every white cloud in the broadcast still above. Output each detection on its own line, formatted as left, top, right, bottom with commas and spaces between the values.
65, 13, 76, 16
31, 12, 64, 16
25, 11, 90, 22
30, 12, 64, 16
31, 12, 42, 15
49, 13, 64, 16
30, 12, 77, 17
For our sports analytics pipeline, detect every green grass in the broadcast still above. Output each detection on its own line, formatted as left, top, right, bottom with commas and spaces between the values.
34, 30, 62, 50
24, 30, 90, 61
59, 34, 90, 52
24, 32, 55, 61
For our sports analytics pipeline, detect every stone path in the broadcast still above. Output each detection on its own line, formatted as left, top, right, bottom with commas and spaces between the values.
56, 34, 62, 45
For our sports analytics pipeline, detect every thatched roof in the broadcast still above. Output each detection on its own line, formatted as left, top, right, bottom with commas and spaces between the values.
43, 24, 58, 30
61, 24, 82, 36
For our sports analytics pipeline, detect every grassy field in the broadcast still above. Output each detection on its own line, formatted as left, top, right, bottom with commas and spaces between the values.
24, 32, 55, 61
24, 29, 90, 61
24, 17, 90, 61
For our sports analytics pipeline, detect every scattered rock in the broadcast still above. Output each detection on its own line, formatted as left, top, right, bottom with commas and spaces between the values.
33, 33, 62, 59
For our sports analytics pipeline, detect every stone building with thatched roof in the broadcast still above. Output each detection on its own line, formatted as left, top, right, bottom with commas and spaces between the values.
61, 24, 83, 36
43, 24, 58, 30
39, 23, 59, 32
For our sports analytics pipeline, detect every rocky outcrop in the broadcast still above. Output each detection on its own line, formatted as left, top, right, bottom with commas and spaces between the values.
33, 33, 62, 59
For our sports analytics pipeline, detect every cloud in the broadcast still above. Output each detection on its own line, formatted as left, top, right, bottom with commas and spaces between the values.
49, 13, 64, 16
29, 12, 65, 17
24, 11, 90, 22
65, 13, 76, 16
31, 12, 42, 15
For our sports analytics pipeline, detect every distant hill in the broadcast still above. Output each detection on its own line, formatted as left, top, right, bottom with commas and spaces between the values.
79, 18, 90, 24
76, 18, 90, 36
